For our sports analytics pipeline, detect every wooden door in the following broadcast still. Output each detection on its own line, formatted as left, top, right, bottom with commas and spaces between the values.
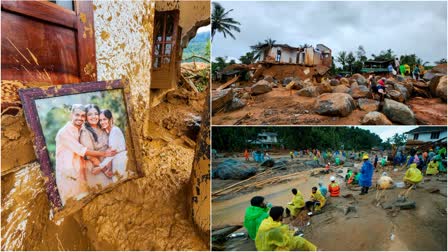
1, 0, 96, 112
151, 10, 179, 89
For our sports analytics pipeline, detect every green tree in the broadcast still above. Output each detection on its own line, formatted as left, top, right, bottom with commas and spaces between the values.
211, 2, 241, 41
435, 58, 447, 64
371, 49, 395, 61
337, 51, 347, 71
400, 54, 422, 67
346, 52, 356, 73
211, 56, 228, 74
239, 51, 258, 64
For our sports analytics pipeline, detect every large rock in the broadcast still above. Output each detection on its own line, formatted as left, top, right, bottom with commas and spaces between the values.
361, 111, 393, 125
213, 159, 257, 180
314, 93, 356, 117
212, 89, 233, 114
227, 97, 246, 111
283, 77, 294, 85
382, 99, 416, 125
355, 75, 368, 86
317, 82, 333, 94
400, 81, 413, 96
260, 159, 275, 167
396, 75, 405, 82
251, 80, 272, 95
423, 71, 435, 81
285, 80, 303, 90
387, 90, 405, 103
304, 160, 320, 168
413, 87, 431, 98
330, 79, 340, 86
264, 75, 274, 83
333, 85, 350, 93
393, 83, 409, 101
429, 75, 444, 97
414, 81, 429, 89
435, 76, 447, 101
358, 98, 379, 112
350, 85, 371, 99
340, 77, 349, 86
297, 86, 319, 97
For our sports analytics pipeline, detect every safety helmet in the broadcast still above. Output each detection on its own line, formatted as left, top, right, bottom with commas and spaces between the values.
363, 154, 369, 160
330, 176, 336, 181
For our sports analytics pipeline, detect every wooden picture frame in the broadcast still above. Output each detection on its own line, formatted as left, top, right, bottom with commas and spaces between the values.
19, 80, 142, 217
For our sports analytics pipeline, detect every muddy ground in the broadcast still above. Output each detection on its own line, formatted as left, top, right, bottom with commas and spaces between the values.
212, 84, 447, 125
212, 154, 447, 251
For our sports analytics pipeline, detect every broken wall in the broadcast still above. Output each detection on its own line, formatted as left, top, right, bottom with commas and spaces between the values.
266, 46, 298, 63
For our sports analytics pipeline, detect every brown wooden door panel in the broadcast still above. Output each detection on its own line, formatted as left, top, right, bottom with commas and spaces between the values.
2, 11, 80, 84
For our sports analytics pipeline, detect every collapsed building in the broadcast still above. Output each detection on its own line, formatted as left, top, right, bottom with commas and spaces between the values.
1, 0, 209, 250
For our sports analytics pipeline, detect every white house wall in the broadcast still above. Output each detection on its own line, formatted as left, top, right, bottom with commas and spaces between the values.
408, 131, 447, 142
267, 47, 297, 63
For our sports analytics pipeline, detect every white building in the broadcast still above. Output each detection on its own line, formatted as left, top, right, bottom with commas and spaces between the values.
405, 127, 447, 142
258, 43, 332, 67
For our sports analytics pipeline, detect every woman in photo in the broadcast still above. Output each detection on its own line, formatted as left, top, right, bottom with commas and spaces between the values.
99, 109, 128, 182
80, 104, 114, 189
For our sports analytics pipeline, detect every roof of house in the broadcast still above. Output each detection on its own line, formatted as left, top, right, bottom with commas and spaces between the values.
405, 127, 447, 134
271, 44, 299, 50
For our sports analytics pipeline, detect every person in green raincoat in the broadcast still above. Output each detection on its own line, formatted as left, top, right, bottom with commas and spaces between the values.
335, 156, 340, 166
426, 158, 439, 175
381, 157, 387, 167
255, 206, 317, 251
244, 196, 271, 240
435, 154, 446, 172
286, 188, 305, 217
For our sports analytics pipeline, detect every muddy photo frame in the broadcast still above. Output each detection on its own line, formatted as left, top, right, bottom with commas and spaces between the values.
19, 79, 143, 218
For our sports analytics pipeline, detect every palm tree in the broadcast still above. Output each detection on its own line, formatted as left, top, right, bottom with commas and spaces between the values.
264, 38, 276, 50
212, 2, 241, 41
250, 38, 276, 61
337, 51, 347, 70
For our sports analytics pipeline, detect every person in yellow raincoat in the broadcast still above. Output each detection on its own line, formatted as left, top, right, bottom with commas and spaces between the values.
286, 188, 305, 217
305, 187, 326, 214
426, 158, 439, 175
403, 163, 423, 185
255, 206, 317, 251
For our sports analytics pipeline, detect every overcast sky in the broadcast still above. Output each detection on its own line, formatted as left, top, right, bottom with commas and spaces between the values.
356, 126, 417, 141
212, 1, 447, 65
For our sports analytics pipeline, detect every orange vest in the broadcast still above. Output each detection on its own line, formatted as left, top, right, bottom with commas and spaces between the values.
328, 182, 340, 197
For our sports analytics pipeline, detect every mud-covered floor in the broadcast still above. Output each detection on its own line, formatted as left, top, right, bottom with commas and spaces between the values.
212, 85, 447, 126
1, 89, 209, 251
212, 155, 447, 251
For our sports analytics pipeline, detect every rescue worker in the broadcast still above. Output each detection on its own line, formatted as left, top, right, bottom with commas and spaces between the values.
244, 196, 271, 240
426, 158, 439, 176
255, 206, 317, 251
412, 64, 420, 80
374, 155, 379, 169
325, 162, 330, 174
335, 156, 340, 166
328, 176, 340, 197
399, 64, 406, 77
286, 188, 305, 217
381, 156, 387, 167
318, 182, 328, 198
244, 149, 249, 161
359, 154, 374, 195
290, 151, 294, 160
306, 187, 326, 215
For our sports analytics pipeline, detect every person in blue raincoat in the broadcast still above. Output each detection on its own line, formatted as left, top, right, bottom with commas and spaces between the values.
359, 154, 374, 195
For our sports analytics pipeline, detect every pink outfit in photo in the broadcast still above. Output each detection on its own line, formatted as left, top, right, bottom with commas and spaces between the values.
55, 122, 88, 205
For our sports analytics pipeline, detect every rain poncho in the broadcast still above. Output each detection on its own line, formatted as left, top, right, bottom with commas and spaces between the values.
359, 160, 374, 187
377, 175, 394, 189
244, 206, 270, 240
287, 192, 305, 217
381, 157, 387, 166
426, 161, 439, 175
435, 155, 446, 172
403, 163, 423, 184
310, 190, 326, 211
319, 184, 328, 197
255, 217, 317, 251
335, 157, 340, 165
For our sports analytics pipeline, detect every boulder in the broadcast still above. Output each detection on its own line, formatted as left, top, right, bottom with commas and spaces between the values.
387, 90, 405, 103
213, 159, 257, 180
361, 112, 393, 125
414, 81, 429, 89
350, 85, 371, 99
260, 159, 275, 167
393, 83, 409, 100
317, 82, 333, 94
396, 75, 405, 82
304, 160, 320, 168
356, 75, 368, 86
285, 80, 303, 90
412, 87, 431, 98
382, 99, 416, 125
429, 75, 444, 97
435, 76, 447, 101
431, 63, 447, 74
251, 80, 272, 95
330, 79, 340, 86
227, 97, 246, 111
423, 71, 435, 81
332, 85, 350, 94
340, 77, 349, 86
314, 93, 356, 117
270, 83, 278, 88
264, 75, 274, 83
283, 77, 294, 85
212, 89, 233, 114
358, 98, 379, 112
297, 86, 319, 97
400, 81, 413, 96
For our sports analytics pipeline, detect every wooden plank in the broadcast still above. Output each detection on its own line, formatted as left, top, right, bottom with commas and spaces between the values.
181, 74, 199, 92
74, 0, 97, 82
216, 75, 238, 91
1, 1, 77, 29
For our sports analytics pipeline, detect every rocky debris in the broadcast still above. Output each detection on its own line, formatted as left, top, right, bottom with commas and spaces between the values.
270, 83, 278, 88
304, 160, 321, 168
297, 86, 319, 97
393, 83, 409, 101
412, 87, 431, 98
317, 82, 333, 94
275, 158, 290, 167
264, 75, 274, 83
396, 75, 405, 82
212, 89, 233, 114
350, 85, 371, 99
343, 162, 354, 168
414, 81, 429, 89
340, 77, 349, 86
423, 71, 436, 81
251, 80, 272, 95
382, 99, 416, 125
227, 97, 246, 112
213, 159, 257, 180
382, 199, 416, 210
435, 76, 447, 102
283, 77, 302, 86
357, 98, 379, 112
387, 90, 405, 103
330, 79, 340, 86
285, 80, 303, 90
332, 85, 350, 94
354, 74, 367, 86
431, 63, 447, 75
314, 93, 356, 117
260, 159, 275, 167
408, 97, 447, 125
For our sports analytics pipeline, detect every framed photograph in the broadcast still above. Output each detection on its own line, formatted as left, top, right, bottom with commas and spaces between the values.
19, 80, 142, 216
